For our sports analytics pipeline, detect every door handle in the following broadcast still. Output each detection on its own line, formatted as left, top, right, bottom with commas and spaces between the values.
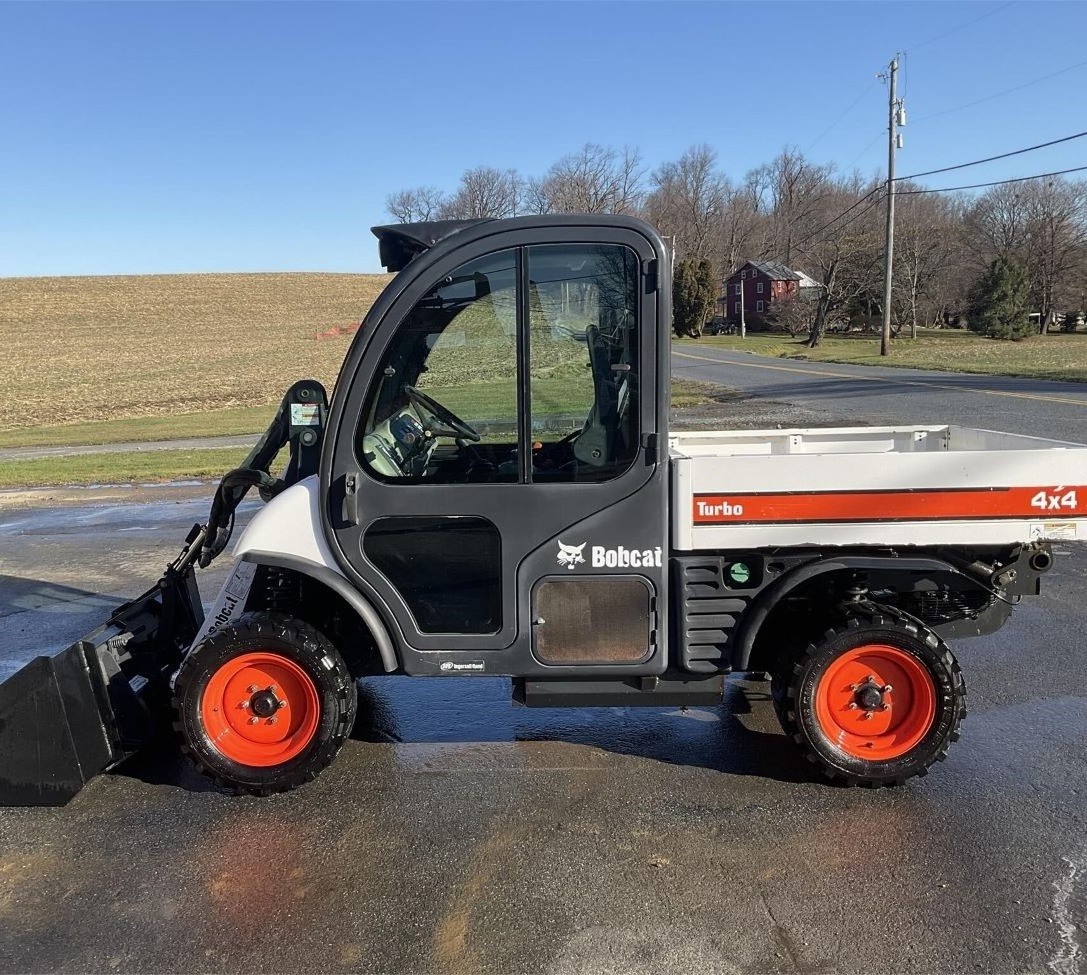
344, 473, 359, 526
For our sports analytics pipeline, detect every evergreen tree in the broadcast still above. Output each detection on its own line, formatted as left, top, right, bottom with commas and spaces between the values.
672, 259, 718, 337
967, 258, 1032, 341
695, 259, 717, 329
672, 261, 694, 337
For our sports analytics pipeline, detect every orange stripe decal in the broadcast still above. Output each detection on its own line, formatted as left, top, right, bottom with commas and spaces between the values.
692, 486, 1087, 524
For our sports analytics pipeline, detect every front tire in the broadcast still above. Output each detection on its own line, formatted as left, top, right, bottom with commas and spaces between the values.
173, 612, 357, 795
772, 608, 966, 786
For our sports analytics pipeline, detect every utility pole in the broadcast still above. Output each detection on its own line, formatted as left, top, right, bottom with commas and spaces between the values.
880, 56, 904, 357
739, 275, 746, 339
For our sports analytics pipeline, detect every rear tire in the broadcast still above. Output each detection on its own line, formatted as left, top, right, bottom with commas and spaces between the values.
173, 612, 357, 795
772, 607, 965, 786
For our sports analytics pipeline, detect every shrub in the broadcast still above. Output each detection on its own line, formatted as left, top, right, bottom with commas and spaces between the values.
966, 258, 1032, 341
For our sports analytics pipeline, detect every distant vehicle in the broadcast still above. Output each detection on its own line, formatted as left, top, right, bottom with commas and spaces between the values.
705, 318, 733, 335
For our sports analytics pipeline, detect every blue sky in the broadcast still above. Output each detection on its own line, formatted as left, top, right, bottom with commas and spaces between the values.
2, 0, 1085, 277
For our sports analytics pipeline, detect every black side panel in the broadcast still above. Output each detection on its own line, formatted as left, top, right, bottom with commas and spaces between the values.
672, 555, 774, 674
0, 645, 116, 806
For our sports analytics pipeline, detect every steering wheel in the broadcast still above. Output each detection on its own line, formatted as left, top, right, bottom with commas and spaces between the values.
403, 386, 481, 443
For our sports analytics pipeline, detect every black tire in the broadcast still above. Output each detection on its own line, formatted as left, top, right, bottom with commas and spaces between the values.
172, 612, 357, 795
771, 607, 966, 787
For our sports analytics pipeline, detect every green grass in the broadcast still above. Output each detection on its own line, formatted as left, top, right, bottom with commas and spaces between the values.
0, 379, 715, 488
682, 330, 1087, 383
2, 379, 712, 451
0, 447, 253, 489
0, 405, 274, 449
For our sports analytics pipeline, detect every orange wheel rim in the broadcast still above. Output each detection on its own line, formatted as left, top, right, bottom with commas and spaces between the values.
200, 652, 320, 767
814, 644, 936, 760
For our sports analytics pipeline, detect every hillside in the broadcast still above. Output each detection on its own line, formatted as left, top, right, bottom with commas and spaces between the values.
0, 272, 389, 432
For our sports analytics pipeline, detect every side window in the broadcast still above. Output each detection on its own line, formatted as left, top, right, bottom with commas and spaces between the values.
527, 244, 639, 483
356, 250, 519, 483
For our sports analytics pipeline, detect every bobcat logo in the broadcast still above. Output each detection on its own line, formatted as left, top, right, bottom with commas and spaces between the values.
556, 540, 587, 570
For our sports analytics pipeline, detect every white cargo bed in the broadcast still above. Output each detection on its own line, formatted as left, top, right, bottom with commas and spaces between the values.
670, 425, 1087, 550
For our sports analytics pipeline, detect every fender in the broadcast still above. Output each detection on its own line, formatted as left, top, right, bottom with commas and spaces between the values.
240, 551, 399, 673
730, 554, 986, 671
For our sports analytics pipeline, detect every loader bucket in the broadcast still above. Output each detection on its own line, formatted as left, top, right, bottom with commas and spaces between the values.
0, 555, 204, 806
0, 642, 122, 805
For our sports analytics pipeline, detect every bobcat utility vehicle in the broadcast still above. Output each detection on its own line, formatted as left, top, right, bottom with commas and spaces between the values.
3, 214, 1084, 804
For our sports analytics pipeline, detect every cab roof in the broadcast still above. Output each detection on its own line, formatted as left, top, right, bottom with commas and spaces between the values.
371, 220, 490, 272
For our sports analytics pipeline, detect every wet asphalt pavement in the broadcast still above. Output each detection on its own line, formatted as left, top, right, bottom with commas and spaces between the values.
1, 489, 1085, 973
1, 391, 1087, 971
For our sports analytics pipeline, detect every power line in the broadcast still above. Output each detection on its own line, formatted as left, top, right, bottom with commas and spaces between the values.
908, 1, 1015, 52
896, 165, 1087, 195
832, 191, 887, 235
913, 57, 1087, 123
895, 130, 1087, 182
845, 130, 886, 171
805, 78, 879, 152
794, 187, 886, 252
807, 185, 883, 239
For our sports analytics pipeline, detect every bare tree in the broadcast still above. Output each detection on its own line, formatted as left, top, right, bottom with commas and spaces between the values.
747, 148, 835, 266
893, 190, 965, 337
439, 167, 522, 220
965, 183, 1029, 261
718, 181, 761, 276
966, 179, 1087, 332
794, 182, 884, 348
1022, 179, 1087, 331
645, 145, 728, 263
385, 186, 447, 223
765, 290, 817, 336
529, 144, 645, 215
381, 148, 1087, 342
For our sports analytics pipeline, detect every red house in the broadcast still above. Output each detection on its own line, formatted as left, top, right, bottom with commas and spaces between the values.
720, 260, 818, 324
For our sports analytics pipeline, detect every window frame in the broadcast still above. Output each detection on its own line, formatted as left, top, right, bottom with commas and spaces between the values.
523, 241, 642, 485
354, 242, 642, 488
756, 299, 765, 313
354, 247, 522, 486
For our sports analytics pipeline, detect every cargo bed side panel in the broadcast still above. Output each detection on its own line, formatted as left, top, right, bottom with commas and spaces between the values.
671, 425, 1087, 550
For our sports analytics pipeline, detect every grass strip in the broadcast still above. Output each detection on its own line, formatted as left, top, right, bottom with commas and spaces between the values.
0, 406, 275, 449
0, 380, 717, 488
0, 447, 251, 490
2, 380, 715, 451
684, 331, 1087, 383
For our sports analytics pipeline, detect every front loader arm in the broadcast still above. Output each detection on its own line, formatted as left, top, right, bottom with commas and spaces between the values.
0, 379, 328, 806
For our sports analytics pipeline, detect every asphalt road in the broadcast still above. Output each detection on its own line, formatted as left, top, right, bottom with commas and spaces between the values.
1, 364, 1086, 974
673, 346, 1087, 444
